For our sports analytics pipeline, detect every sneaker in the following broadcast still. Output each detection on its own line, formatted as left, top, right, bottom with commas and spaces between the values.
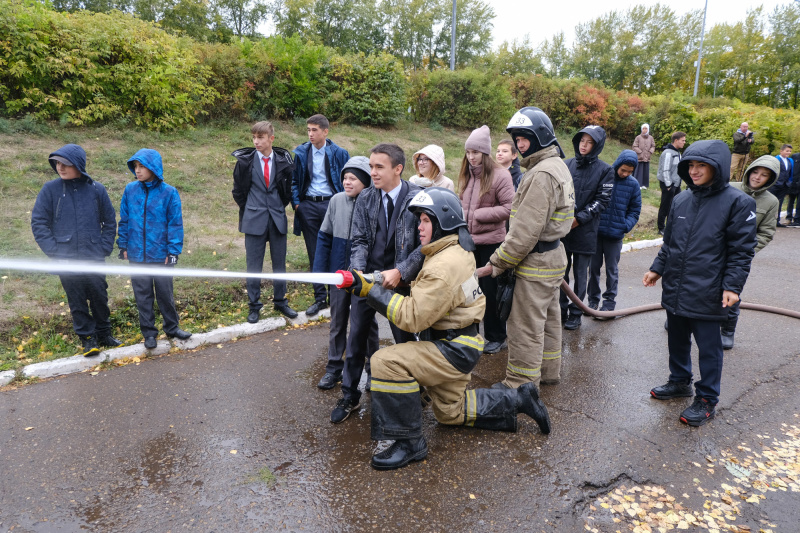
587, 302, 599, 311
317, 372, 342, 390
78, 336, 100, 357
371, 437, 428, 470
790, 221, 800, 227
777, 222, 787, 228
680, 397, 716, 426
331, 397, 359, 423
721, 331, 735, 350
483, 340, 508, 354
650, 380, 693, 400
98, 335, 122, 348
564, 314, 581, 330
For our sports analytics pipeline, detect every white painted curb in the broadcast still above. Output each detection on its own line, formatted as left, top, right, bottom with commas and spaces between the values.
10, 308, 331, 383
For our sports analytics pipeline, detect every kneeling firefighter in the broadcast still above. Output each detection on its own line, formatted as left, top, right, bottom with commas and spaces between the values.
339, 187, 551, 471
488, 107, 575, 389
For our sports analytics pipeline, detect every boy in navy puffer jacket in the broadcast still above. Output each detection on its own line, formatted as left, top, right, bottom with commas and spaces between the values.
644, 140, 756, 427
588, 150, 641, 315
32, 144, 119, 356
313, 156, 379, 390
117, 149, 191, 349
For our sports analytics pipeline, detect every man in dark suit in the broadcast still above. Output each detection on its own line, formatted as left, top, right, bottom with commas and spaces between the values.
232, 121, 298, 322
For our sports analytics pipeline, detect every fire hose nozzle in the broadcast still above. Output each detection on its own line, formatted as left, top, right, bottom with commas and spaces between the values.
335, 270, 354, 289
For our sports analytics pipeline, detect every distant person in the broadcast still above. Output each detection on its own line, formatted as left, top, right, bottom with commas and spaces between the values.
632, 123, 655, 189
723, 156, 780, 349
587, 150, 641, 316
656, 132, 686, 235
330, 143, 424, 424
769, 144, 793, 227
292, 114, 350, 317
730, 122, 755, 181
408, 145, 454, 191
313, 156, 379, 390
561, 125, 614, 330
232, 121, 298, 322
118, 149, 192, 349
790, 152, 800, 226
496, 139, 522, 190
458, 125, 514, 354
644, 140, 756, 427
31, 144, 119, 356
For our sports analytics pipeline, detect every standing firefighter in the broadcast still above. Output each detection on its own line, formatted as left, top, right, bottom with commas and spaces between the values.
340, 188, 550, 471
488, 107, 575, 388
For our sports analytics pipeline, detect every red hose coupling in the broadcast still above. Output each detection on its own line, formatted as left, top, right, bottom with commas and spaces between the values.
336, 270, 353, 289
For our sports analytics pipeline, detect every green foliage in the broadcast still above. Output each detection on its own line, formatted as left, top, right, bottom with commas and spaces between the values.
322, 53, 406, 125
0, 0, 217, 131
408, 68, 514, 130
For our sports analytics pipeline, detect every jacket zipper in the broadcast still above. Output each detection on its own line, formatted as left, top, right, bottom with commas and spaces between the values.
142, 185, 150, 262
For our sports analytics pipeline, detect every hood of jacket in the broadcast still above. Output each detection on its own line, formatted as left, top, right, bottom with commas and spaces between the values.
49, 144, 91, 180
413, 144, 446, 177
742, 155, 780, 194
677, 140, 731, 195
127, 149, 164, 183
613, 149, 639, 177
572, 125, 607, 167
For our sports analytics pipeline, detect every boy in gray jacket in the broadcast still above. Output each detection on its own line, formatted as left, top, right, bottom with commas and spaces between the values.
313, 157, 379, 390
657, 132, 686, 235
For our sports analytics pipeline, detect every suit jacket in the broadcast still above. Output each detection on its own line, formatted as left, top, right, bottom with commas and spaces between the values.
231, 146, 294, 235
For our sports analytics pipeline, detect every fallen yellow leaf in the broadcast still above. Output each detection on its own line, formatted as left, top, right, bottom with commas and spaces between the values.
469, 494, 476, 499
230, 450, 237, 454
25, 427, 34, 431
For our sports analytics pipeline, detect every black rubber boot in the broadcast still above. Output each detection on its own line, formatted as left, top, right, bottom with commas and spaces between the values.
467, 388, 518, 431
371, 437, 428, 470
516, 383, 551, 434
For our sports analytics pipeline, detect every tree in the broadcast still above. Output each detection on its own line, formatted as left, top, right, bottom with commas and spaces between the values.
433, 0, 494, 68
216, 0, 269, 37
541, 32, 569, 78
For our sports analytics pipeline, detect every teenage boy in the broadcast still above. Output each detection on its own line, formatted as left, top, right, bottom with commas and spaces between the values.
32, 144, 119, 356
562, 125, 614, 330
232, 121, 298, 322
329, 143, 424, 424
292, 114, 350, 316
723, 156, 780, 349
769, 144, 793, 227
588, 150, 641, 316
644, 140, 756, 427
496, 139, 522, 190
313, 156, 379, 390
657, 131, 686, 235
118, 149, 192, 349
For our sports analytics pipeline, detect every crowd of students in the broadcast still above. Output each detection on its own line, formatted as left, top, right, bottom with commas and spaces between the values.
31, 108, 787, 469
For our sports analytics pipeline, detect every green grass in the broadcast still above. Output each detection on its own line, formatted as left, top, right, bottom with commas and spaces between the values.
0, 118, 667, 370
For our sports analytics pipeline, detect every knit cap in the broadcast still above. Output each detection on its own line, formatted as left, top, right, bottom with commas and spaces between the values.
465, 125, 492, 156
341, 156, 372, 187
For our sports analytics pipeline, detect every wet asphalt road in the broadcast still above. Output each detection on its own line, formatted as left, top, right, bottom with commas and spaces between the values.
2, 230, 800, 532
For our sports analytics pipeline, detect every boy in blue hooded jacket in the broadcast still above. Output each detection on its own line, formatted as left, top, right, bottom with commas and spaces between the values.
32, 144, 119, 357
588, 150, 641, 315
117, 149, 191, 349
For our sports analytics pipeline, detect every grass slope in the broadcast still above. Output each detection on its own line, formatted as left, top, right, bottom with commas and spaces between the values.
0, 119, 662, 369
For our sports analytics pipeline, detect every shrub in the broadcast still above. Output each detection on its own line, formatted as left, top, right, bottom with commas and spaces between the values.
408, 68, 515, 130
0, 0, 217, 131
322, 53, 406, 125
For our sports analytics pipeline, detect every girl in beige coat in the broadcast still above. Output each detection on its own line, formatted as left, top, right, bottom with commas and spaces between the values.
409, 145, 454, 191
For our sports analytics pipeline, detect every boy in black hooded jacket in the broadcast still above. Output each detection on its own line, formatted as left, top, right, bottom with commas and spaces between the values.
643, 140, 756, 427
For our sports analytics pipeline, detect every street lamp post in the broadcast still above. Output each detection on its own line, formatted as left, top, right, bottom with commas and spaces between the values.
450, 0, 456, 70
693, 0, 708, 97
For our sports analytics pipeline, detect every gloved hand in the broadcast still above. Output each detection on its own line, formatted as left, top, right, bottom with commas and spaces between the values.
166, 254, 178, 266
118, 249, 127, 260
491, 263, 505, 278
344, 269, 374, 297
